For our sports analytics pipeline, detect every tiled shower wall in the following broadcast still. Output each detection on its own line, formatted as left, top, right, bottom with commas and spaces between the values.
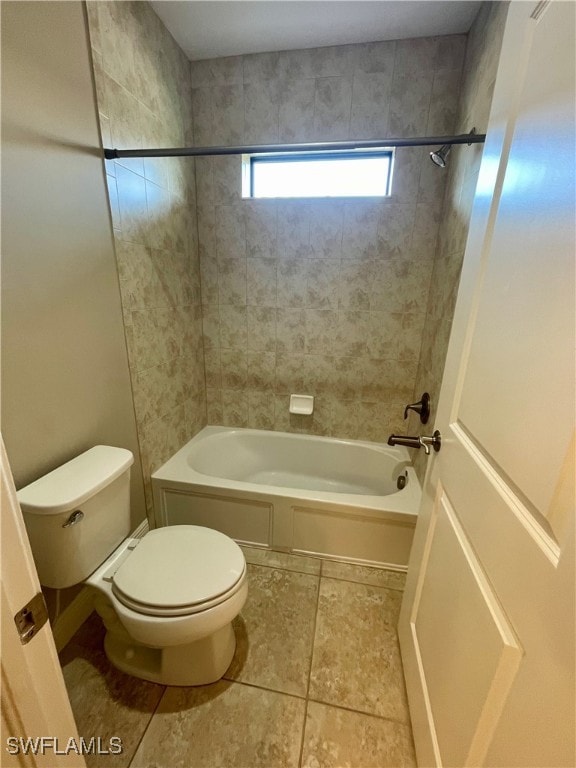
192, 37, 466, 441
86, 2, 206, 513
409, 2, 508, 481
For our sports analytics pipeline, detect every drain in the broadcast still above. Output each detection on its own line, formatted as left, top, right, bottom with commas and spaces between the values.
396, 473, 407, 490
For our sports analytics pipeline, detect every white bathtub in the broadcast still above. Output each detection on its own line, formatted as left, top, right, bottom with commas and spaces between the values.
151, 426, 421, 569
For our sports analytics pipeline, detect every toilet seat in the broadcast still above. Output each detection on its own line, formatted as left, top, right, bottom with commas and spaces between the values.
111, 526, 246, 618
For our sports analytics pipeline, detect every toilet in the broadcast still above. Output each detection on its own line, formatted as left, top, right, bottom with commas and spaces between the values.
17, 445, 248, 686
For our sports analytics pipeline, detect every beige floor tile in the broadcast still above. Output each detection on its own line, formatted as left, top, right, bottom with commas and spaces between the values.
301, 701, 416, 768
59, 614, 164, 768
320, 559, 407, 591
241, 545, 321, 575
225, 563, 319, 696
130, 680, 306, 768
309, 578, 410, 722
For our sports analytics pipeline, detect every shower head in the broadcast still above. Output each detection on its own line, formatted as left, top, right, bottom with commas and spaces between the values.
430, 143, 451, 168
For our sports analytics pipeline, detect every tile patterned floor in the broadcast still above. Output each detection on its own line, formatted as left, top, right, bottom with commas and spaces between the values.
60, 547, 416, 768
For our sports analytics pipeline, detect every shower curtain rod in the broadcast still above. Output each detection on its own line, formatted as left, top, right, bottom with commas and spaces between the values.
103, 132, 485, 160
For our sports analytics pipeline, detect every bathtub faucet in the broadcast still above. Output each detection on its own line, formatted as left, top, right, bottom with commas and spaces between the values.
387, 431, 442, 455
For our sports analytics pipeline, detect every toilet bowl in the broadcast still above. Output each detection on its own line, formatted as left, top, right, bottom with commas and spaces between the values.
17, 446, 247, 686
86, 525, 248, 685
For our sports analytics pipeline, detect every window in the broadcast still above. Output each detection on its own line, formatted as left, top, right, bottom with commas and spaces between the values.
243, 149, 394, 199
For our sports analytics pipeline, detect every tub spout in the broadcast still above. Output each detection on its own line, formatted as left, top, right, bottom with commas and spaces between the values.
388, 434, 423, 451
387, 431, 442, 455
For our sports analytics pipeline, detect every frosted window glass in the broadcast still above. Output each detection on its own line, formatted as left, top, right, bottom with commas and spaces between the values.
250, 153, 392, 198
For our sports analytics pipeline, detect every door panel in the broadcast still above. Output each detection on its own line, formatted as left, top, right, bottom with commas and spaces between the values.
458, 0, 575, 521
399, 2, 575, 766
413, 491, 522, 768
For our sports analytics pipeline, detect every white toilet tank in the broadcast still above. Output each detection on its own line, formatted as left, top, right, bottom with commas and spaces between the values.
17, 446, 134, 589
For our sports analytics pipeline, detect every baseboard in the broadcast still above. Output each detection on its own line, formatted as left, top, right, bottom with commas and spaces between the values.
52, 518, 150, 652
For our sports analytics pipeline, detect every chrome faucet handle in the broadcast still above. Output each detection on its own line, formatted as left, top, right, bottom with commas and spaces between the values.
403, 392, 430, 424
419, 431, 442, 454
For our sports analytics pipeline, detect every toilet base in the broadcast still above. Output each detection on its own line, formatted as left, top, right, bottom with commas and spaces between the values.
103, 622, 236, 686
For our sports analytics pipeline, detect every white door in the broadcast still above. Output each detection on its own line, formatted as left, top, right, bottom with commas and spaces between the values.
0, 436, 86, 768
398, 2, 575, 767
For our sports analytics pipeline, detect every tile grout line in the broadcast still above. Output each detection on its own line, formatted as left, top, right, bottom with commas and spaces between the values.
244, 559, 322, 580
298, 566, 323, 768
127, 684, 167, 768
320, 573, 406, 592
220, 675, 307, 702
305, 694, 412, 729
297, 699, 310, 768
243, 552, 407, 592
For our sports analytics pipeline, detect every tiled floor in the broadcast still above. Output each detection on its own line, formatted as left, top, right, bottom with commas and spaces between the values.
60, 547, 416, 768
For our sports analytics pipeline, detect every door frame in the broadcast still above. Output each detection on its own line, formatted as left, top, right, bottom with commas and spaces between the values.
0, 435, 86, 768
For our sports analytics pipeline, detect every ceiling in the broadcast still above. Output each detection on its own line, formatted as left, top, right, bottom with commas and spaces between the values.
151, 1, 483, 61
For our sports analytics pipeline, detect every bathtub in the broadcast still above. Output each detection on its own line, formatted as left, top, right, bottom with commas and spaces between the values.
151, 426, 421, 570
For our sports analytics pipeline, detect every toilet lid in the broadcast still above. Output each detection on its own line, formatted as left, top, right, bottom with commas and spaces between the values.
112, 526, 245, 613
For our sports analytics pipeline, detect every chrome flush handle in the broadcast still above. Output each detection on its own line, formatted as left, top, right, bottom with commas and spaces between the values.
62, 510, 84, 528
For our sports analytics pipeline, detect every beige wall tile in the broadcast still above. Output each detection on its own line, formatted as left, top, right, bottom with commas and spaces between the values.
356, 40, 396, 75
339, 259, 372, 310
313, 76, 353, 140
350, 71, 392, 139
307, 259, 340, 309
336, 310, 370, 357
247, 390, 275, 429
275, 354, 314, 395
277, 201, 311, 258
279, 78, 316, 142
212, 85, 245, 145
220, 305, 248, 348
247, 257, 277, 305
244, 81, 280, 144
219, 256, 247, 306
243, 51, 281, 83
247, 351, 275, 391
247, 306, 276, 351
206, 387, 223, 423
190, 56, 243, 88
221, 349, 248, 390
87, 0, 206, 511
331, 398, 360, 439
222, 388, 249, 426
277, 258, 308, 307
191, 30, 488, 450
215, 204, 246, 259
276, 308, 306, 354
305, 309, 338, 354
308, 201, 343, 259
244, 200, 278, 258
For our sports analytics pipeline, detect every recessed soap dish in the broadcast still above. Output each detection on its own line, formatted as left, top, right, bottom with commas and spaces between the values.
289, 394, 314, 415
